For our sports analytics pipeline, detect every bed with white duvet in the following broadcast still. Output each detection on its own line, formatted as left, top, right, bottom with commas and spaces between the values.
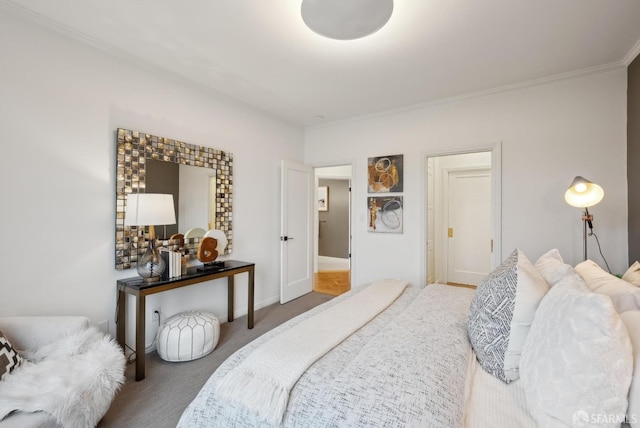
178, 248, 640, 428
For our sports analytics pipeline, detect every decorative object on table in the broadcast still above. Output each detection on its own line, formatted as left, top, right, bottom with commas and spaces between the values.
367, 196, 403, 233
184, 227, 206, 240
157, 311, 220, 362
564, 176, 605, 262
367, 154, 403, 193
170, 233, 185, 247
197, 229, 228, 270
204, 229, 228, 253
300, 0, 394, 41
115, 128, 233, 271
124, 193, 176, 282
317, 186, 329, 211
160, 248, 183, 280
197, 237, 219, 263
184, 227, 206, 262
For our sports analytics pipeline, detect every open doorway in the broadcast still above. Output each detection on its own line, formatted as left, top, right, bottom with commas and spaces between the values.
425, 148, 501, 288
314, 165, 352, 296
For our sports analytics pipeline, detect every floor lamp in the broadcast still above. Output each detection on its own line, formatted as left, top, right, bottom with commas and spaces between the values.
564, 176, 604, 261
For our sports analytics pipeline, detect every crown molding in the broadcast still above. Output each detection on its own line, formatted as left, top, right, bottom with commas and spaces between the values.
624, 38, 640, 66
306, 62, 626, 131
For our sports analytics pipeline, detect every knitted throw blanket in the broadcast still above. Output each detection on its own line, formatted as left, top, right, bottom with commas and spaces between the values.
215, 279, 407, 424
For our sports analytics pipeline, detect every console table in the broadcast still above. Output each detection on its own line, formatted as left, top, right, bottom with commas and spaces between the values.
116, 260, 255, 381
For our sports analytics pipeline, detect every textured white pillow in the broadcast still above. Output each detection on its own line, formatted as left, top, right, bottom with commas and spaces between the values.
520, 274, 633, 427
468, 248, 549, 383
576, 260, 640, 313
621, 311, 640, 427
534, 248, 574, 287
623, 261, 640, 287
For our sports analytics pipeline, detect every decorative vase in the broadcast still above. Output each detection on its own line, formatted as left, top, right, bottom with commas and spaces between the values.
137, 238, 165, 282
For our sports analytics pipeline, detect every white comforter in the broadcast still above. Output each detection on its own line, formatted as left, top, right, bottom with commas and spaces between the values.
178, 284, 475, 428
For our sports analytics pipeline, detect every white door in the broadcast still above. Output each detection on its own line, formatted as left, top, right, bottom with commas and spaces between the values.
280, 161, 314, 303
446, 168, 492, 285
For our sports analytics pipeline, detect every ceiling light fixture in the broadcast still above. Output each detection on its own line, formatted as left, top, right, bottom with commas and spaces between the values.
301, 0, 394, 41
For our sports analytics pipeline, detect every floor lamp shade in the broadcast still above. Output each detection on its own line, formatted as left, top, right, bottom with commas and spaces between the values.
564, 176, 604, 208
124, 193, 177, 282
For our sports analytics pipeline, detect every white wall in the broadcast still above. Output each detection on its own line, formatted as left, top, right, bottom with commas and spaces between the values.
0, 10, 304, 349
305, 68, 629, 287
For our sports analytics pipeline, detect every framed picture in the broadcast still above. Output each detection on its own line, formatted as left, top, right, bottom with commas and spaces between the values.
318, 186, 329, 211
368, 196, 403, 233
368, 154, 403, 193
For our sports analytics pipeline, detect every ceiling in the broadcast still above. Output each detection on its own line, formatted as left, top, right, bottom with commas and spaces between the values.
4, 0, 640, 127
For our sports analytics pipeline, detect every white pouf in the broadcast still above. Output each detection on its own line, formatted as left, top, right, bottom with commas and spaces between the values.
157, 311, 220, 362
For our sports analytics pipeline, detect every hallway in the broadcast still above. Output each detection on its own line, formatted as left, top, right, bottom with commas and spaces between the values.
314, 256, 350, 296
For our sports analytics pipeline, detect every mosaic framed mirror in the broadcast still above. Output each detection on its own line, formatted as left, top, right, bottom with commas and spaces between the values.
115, 128, 233, 270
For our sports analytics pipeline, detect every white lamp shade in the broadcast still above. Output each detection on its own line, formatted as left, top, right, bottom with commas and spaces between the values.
124, 193, 176, 226
564, 176, 604, 208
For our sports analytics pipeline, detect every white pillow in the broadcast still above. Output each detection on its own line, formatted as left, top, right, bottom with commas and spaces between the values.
520, 274, 633, 427
534, 248, 574, 287
468, 248, 549, 383
623, 261, 640, 287
621, 311, 640, 428
576, 260, 640, 313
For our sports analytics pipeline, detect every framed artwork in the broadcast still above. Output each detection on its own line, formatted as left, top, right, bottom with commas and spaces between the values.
368, 154, 403, 193
318, 186, 329, 211
368, 196, 403, 233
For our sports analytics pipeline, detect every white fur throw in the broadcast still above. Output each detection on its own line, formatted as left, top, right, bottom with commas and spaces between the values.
216, 279, 407, 424
0, 327, 125, 427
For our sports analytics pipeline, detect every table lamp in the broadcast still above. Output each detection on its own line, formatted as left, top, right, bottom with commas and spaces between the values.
564, 176, 604, 261
124, 193, 176, 282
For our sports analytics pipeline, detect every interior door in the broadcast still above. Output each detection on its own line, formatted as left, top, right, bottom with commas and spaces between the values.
446, 168, 492, 285
280, 161, 314, 303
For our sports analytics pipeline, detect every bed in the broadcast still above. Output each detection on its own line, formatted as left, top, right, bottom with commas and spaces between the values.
178, 249, 640, 428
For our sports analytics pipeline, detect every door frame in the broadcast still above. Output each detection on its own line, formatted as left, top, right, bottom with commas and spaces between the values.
313, 161, 356, 288
421, 142, 502, 286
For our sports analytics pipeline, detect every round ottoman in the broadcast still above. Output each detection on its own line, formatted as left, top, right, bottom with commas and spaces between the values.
157, 311, 220, 362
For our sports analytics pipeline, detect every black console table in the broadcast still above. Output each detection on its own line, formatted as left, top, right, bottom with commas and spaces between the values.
116, 260, 255, 381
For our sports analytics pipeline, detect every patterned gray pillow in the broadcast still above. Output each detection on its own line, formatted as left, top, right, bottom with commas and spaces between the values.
0, 330, 23, 381
468, 248, 549, 383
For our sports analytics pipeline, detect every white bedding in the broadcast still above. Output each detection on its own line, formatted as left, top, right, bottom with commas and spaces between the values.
215, 279, 407, 424
464, 355, 537, 428
178, 283, 539, 427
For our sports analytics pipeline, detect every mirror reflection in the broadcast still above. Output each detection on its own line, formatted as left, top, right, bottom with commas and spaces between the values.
115, 128, 233, 270
145, 159, 217, 240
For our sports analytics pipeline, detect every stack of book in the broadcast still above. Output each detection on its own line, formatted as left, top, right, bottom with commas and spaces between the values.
160, 249, 183, 280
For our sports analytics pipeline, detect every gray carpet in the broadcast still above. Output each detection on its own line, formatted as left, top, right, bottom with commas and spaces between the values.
99, 291, 333, 428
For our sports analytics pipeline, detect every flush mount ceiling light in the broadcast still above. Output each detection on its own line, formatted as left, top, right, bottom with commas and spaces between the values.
301, 0, 394, 40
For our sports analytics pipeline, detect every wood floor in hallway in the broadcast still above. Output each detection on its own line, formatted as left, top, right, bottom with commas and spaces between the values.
313, 270, 351, 296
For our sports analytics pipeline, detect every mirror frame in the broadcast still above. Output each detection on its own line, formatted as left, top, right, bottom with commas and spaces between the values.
115, 128, 233, 270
